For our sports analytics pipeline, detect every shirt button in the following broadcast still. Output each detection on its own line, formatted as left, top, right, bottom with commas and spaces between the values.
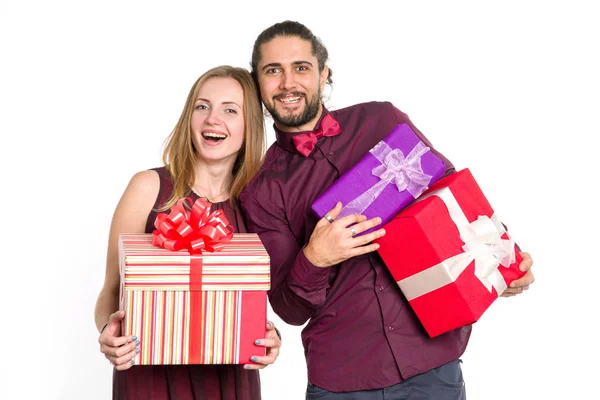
328, 151, 334, 156
388, 326, 394, 331
379, 286, 384, 292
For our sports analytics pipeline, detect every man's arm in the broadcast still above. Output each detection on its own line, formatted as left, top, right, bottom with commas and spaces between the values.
241, 188, 332, 326
241, 186, 382, 325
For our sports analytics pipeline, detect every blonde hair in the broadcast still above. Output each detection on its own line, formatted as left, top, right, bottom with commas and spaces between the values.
160, 66, 265, 210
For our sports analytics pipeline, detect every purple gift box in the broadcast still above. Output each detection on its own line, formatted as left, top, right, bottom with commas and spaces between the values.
311, 124, 446, 236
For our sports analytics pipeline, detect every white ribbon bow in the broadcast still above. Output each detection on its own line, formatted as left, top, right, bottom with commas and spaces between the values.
398, 187, 516, 300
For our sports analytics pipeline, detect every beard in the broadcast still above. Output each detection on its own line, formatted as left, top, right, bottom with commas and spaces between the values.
266, 90, 321, 128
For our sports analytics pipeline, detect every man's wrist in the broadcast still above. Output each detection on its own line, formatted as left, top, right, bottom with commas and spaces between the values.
303, 243, 326, 267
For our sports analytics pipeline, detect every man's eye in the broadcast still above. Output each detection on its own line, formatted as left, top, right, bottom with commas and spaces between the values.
266, 68, 280, 74
297, 66, 308, 71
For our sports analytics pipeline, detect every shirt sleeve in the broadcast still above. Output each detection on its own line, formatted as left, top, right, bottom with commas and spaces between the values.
389, 103, 456, 178
240, 186, 331, 326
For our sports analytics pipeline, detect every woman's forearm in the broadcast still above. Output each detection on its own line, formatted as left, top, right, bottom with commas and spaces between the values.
94, 288, 119, 333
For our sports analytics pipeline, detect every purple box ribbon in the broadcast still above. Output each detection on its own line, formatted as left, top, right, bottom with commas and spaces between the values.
341, 140, 432, 215
311, 124, 446, 236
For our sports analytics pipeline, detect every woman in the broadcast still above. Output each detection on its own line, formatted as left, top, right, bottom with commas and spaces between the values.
94, 66, 281, 399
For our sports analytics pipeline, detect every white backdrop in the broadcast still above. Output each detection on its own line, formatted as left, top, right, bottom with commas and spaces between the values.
1, 1, 598, 399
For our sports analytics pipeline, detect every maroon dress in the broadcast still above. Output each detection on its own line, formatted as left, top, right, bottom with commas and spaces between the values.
113, 167, 261, 400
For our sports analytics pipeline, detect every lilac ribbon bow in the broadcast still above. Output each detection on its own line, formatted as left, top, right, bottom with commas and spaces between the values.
341, 141, 433, 215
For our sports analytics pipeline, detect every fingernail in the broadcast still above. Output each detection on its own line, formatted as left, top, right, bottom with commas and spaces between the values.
267, 322, 272, 328
380, 229, 386, 236
136, 340, 140, 346
251, 356, 257, 362
132, 336, 138, 341
377, 218, 382, 224
510, 282, 516, 287
136, 348, 140, 354
244, 365, 251, 369
131, 360, 135, 365
255, 340, 261, 345
374, 244, 380, 249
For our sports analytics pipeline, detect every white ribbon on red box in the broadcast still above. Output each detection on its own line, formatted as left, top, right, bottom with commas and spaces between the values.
398, 187, 516, 301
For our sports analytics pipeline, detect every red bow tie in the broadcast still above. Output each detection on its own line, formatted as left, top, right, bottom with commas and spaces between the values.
292, 114, 342, 157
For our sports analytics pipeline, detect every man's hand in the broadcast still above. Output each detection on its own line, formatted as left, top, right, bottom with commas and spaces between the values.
304, 202, 386, 267
501, 252, 534, 297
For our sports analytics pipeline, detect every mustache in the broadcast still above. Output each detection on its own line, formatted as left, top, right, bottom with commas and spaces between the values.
274, 91, 305, 100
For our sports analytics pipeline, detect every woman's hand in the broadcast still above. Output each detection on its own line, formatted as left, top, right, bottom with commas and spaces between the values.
98, 310, 139, 371
245, 321, 282, 370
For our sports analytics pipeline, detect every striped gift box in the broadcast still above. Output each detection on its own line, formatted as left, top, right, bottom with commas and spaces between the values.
118, 233, 270, 365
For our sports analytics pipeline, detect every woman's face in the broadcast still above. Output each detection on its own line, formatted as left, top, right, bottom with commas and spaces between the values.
190, 76, 245, 165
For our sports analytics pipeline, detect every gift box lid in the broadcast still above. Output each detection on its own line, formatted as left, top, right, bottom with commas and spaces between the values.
119, 233, 271, 292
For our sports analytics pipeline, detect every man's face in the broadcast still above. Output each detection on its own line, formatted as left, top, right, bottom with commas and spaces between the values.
256, 36, 329, 132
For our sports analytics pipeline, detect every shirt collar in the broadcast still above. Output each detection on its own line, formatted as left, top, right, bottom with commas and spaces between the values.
274, 107, 331, 155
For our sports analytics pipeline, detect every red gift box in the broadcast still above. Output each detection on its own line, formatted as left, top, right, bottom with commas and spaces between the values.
375, 169, 525, 337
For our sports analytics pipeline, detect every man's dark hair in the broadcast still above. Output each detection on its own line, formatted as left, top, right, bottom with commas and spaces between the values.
250, 20, 333, 85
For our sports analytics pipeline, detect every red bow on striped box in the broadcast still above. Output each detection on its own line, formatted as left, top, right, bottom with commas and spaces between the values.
152, 197, 233, 254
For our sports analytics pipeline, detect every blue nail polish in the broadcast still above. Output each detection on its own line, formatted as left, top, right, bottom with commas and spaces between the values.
132, 336, 138, 341
131, 360, 135, 365
255, 340, 260, 345
136, 348, 140, 354
251, 356, 257, 362
244, 365, 250, 369
136, 340, 140, 346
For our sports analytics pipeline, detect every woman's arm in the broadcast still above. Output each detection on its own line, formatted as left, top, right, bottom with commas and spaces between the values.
94, 170, 159, 369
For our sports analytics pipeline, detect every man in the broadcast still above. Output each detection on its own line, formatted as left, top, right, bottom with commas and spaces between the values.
240, 21, 534, 400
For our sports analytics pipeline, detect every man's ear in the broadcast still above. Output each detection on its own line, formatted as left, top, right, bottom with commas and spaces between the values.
319, 65, 329, 90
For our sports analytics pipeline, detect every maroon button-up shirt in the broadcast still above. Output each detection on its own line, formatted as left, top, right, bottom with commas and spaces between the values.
240, 101, 470, 392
